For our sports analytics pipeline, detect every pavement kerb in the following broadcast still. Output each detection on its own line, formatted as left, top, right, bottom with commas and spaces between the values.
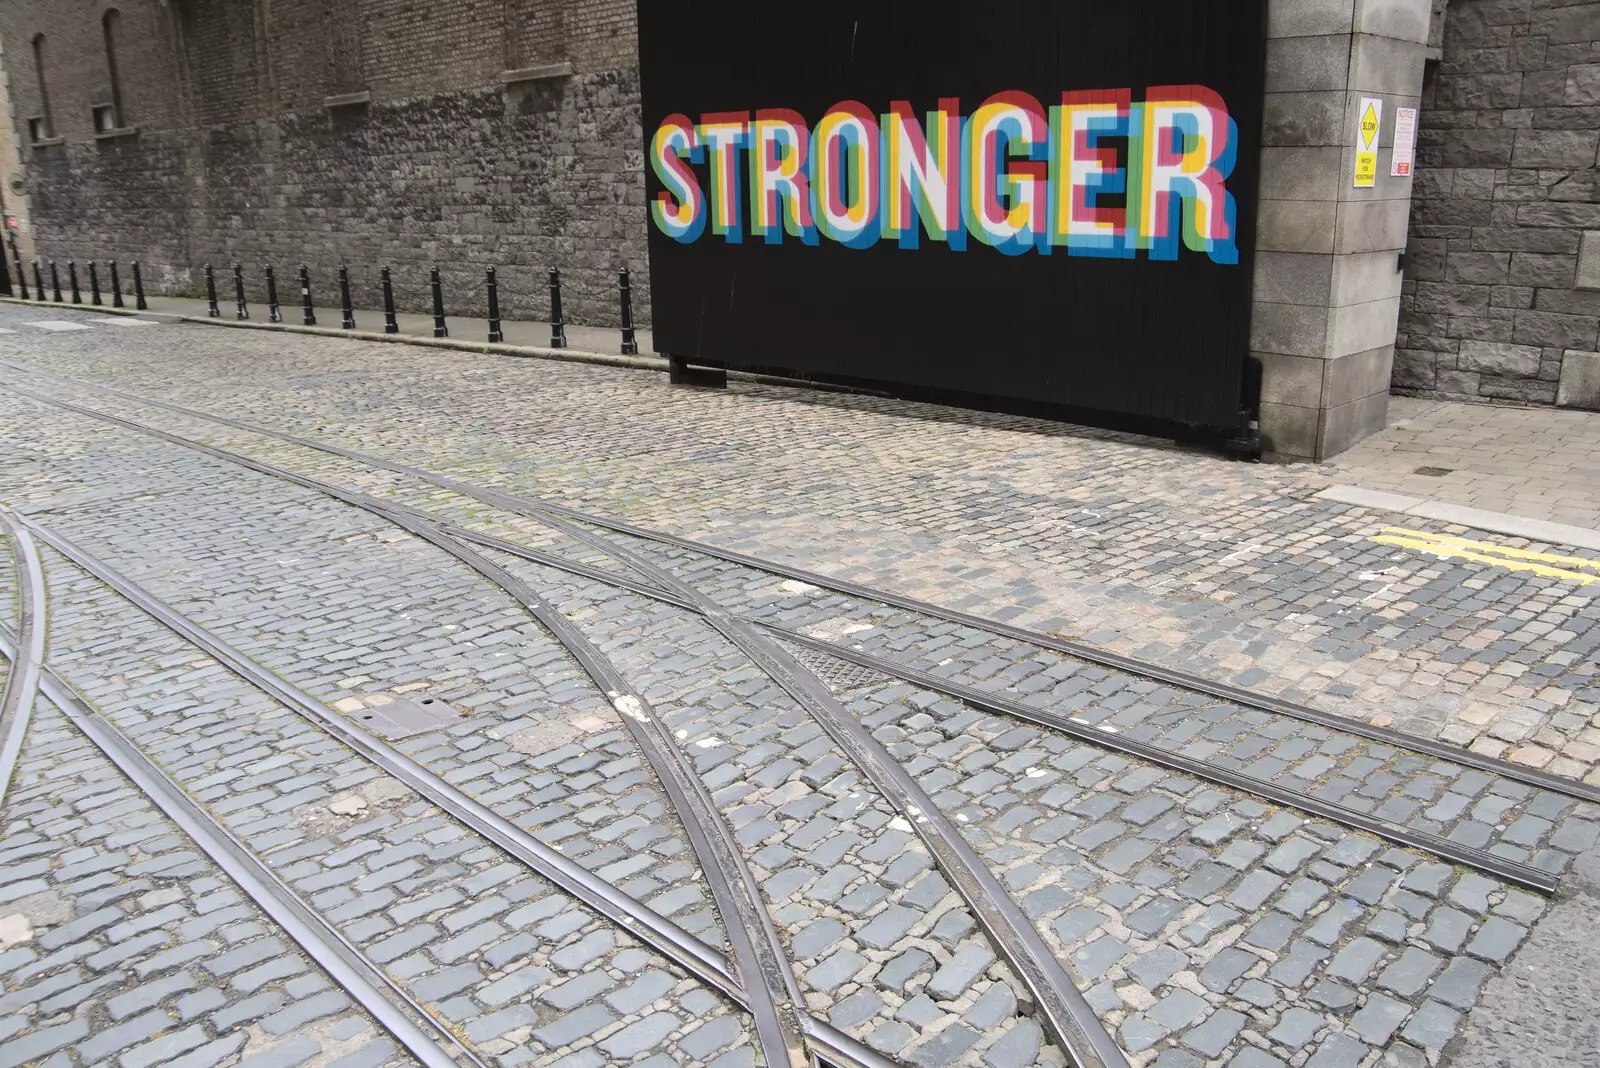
1319, 484, 1600, 553
0, 293, 670, 373
0, 294, 881, 398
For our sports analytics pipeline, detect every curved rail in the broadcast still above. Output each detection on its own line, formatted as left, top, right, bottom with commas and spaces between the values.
0, 387, 888, 1068
506, 508, 1131, 1068
447, 525, 1562, 893
0, 379, 1570, 896
0, 378, 1129, 1068
0, 506, 46, 811
1, 356, 1588, 808
19, 517, 897, 1068
0, 531, 486, 1068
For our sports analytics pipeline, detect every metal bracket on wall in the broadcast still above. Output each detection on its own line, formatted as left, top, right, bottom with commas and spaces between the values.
1397, 248, 1407, 273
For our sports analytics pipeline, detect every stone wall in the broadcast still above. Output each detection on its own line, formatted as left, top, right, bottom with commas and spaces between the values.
1396, 0, 1600, 409
1253, 0, 1433, 460
0, 0, 649, 325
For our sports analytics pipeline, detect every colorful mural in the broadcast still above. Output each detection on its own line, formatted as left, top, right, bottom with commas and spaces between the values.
650, 89, 1240, 264
637, 0, 1266, 434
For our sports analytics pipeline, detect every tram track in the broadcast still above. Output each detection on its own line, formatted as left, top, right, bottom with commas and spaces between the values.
0, 374, 1577, 894
0, 509, 485, 1068
0, 384, 912, 1068
0, 374, 1125, 1068
0, 506, 44, 810
4, 355, 1587, 808
13, 513, 896, 1068
0, 361, 1595, 1067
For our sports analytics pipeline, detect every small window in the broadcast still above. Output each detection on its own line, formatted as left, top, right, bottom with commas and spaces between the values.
30, 34, 53, 141
93, 104, 118, 132
103, 10, 126, 127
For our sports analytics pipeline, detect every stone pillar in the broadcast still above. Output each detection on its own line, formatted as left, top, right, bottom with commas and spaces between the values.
1253, 0, 1433, 459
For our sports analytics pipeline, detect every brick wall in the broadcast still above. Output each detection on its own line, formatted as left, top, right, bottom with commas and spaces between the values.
0, 0, 648, 325
1397, 0, 1600, 409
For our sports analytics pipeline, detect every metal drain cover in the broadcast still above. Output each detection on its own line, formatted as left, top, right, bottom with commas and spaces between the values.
781, 642, 892, 694
348, 695, 459, 740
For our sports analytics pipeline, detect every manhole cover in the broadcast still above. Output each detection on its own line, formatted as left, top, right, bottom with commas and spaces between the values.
348, 695, 460, 740
1413, 466, 1454, 477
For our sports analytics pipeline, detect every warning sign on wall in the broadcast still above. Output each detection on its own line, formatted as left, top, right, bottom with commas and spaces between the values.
1354, 97, 1382, 188
1391, 107, 1417, 177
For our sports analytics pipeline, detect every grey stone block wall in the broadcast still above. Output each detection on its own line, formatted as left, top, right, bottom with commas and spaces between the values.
0, 0, 649, 326
1396, 0, 1600, 410
1254, 0, 1433, 460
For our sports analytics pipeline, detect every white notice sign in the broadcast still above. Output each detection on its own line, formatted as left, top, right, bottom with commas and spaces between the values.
1391, 106, 1418, 177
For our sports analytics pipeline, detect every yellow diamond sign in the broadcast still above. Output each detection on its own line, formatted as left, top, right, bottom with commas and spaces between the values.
1354, 97, 1383, 188
1360, 103, 1379, 148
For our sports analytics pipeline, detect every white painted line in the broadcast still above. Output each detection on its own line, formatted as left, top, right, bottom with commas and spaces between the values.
1319, 484, 1600, 553
23, 320, 92, 332
91, 317, 157, 327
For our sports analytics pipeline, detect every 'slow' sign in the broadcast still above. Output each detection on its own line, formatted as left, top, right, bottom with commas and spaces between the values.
638, 0, 1266, 433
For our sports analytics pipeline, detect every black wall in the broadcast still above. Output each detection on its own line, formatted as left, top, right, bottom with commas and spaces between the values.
638, 0, 1266, 433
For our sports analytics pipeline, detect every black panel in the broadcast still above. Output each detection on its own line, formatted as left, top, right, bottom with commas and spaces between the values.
638, 0, 1266, 433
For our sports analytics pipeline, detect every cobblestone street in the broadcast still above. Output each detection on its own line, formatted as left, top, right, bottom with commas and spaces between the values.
1, 303, 1597, 1068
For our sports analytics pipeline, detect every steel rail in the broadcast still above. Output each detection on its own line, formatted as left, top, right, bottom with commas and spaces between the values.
18, 512, 741, 1000
17, 369, 1123, 1066
0, 642, 483, 1067
374, 513, 810, 1068
444, 524, 1564, 893
0, 386, 885, 1068
467, 512, 1128, 1068
1, 357, 1588, 807
771, 629, 1560, 894
4, 377, 1562, 896
536, 505, 1600, 807
9, 370, 1557, 1025
0, 507, 45, 811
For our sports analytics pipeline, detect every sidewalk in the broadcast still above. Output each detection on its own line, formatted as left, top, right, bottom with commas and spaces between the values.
22, 289, 1600, 550
66, 291, 656, 358
1318, 395, 1600, 550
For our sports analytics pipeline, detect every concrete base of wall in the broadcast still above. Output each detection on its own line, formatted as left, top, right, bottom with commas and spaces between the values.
1258, 343, 1395, 459
1559, 351, 1600, 411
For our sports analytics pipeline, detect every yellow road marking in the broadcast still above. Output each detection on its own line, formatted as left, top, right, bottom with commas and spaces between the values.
1371, 532, 1600, 586
1381, 527, 1600, 571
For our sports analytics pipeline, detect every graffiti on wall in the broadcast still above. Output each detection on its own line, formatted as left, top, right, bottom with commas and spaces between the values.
649, 88, 1240, 263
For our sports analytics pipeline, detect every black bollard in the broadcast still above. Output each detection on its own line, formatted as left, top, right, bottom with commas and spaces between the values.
549, 267, 567, 348
68, 260, 81, 304
88, 262, 102, 305
109, 260, 124, 308
49, 260, 63, 302
380, 267, 397, 334
430, 266, 448, 338
233, 262, 249, 320
338, 265, 355, 329
486, 267, 503, 343
618, 266, 638, 355
9, 235, 27, 300
131, 260, 148, 310
204, 263, 220, 317
298, 264, 316, 326
264, 265, 281, 323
